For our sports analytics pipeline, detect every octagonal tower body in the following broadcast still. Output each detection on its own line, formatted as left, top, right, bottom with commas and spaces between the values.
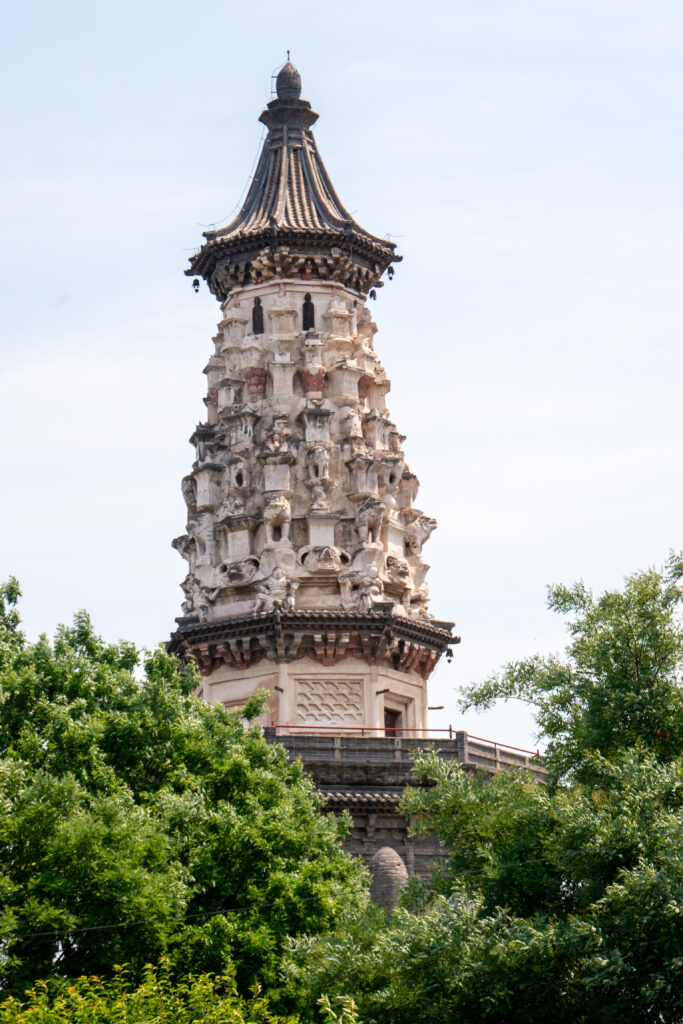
169, 65, 454, 734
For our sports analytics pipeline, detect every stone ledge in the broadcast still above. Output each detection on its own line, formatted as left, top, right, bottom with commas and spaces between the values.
266, 730, 546, 783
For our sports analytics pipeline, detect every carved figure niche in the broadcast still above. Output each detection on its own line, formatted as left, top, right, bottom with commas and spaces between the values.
302, 293, 315, 331
252, 297, 264, 335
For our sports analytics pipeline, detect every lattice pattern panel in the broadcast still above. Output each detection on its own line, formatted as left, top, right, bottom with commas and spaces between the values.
296, 677, 363, 725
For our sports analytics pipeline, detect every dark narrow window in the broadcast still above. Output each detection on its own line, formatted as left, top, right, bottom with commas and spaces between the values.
252, 297, 264, 335
302, 293, 315, 331
384, 708, 402, 736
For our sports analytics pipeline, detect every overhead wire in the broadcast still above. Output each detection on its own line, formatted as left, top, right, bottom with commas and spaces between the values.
196, 55, 290, 232
196, 127, 267, 232
7, 842, 654, 943
9, 888, 370, 942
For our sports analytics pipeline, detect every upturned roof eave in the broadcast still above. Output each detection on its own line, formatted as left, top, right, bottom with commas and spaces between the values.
186, 225, 400, 279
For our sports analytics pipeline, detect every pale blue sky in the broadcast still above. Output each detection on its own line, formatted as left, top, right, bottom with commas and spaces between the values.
2, 0, 682, 748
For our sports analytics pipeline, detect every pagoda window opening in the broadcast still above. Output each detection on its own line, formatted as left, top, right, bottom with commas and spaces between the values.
252, 297, 264, 335
303, 293, 315, 331
384, 708, 403, 737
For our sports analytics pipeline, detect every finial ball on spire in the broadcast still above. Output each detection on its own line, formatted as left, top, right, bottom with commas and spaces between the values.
276, 61, 302, 100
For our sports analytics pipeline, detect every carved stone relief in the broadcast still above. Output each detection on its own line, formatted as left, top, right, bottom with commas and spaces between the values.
355, 497, 385, 546
404, 516, 437, 556
181, 475, 197, 513
253, 568, 299, 612
175, 285, 438, 628
299, 546, 350, 574
296, 677, 363, 725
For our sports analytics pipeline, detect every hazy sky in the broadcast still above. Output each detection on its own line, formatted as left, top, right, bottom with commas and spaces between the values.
2, 0, 682, 750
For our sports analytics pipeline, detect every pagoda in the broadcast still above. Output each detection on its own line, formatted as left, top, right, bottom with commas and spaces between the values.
169, 63, 456, 737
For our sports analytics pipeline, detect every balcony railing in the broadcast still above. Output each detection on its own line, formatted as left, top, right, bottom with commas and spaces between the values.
270, 722, 541, 758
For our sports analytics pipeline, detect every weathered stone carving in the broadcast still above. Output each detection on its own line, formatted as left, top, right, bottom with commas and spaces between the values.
180, 573, 201, 615
181, 475, 197, 513
385, 554, 410, 585
173, 533, 196, 572
253, 567, 299, 612
355, 497, 385, 546
218, 556, 260, 586
340, 564, 383, 611
180, 573, 219, 620
357, 373, 373, 400
228, 458, 249, 493
404, 515, 437, 556
357, 566, 382, 611
408, 582, 432, 619
309, 484, 328, 511
263, 495, 291, 545
264, 417, 292, 454
302, 366, 325, 396
175, 284, 440, 633
301, 334, 326, 399
300, 405, 332, 443
344, 405, 363, 439
188, 513, 217, 566
225, 410, 259, 448
243, 367, 267, 401
306, 445, 329, 483
300, 545, 350, 573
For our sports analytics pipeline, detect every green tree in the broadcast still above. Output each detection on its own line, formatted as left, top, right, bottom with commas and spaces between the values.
0, 961, 301, 1024
287, 750, 683, 1023
459, 553, 683, 782
0, 581, 366, 995
285, 557, 683, 1023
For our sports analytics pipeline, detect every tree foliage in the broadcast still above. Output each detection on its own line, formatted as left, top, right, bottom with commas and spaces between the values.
287, 750, 683, 1023
285, 557, 683, 1023
0, 582, 366, 996
459, 553, 683, 781
0, 962, 301, 1024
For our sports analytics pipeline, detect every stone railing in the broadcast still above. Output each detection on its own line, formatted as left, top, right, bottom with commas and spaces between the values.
264, 728, 546, 783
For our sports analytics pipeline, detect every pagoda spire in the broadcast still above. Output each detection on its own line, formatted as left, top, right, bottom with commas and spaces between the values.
171, 66, 454, 738
188, 63, 400, 301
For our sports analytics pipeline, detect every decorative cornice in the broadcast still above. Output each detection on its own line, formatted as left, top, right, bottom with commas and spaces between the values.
168, 605, 457, 679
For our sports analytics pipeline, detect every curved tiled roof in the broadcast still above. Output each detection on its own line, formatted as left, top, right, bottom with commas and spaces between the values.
207, 112, 380, 243
214, 125, 356, 237
188, 64, 400, 294
321, 789, 402, 811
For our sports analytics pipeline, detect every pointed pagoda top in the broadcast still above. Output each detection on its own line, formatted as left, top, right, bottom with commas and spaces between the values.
275, 61, 301, 100
188, 63, 400, 301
